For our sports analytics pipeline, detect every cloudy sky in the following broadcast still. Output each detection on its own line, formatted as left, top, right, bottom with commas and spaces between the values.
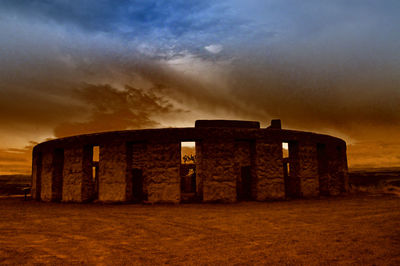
0, 0, 400, 174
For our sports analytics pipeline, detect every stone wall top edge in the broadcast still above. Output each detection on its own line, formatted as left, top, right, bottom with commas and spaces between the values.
279, 129, 346, 145
33, 127, 346, 152
195, 120, 260, 128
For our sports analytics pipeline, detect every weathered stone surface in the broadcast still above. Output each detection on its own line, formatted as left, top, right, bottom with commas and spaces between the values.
298, 142, 319, 197
146, 143, 180, 203
99, 183, 126, 202
62, 147, 83, 202
319, 172, 330, 195
200, 140, 236, 202
40, 151, 53, 202
257, 180, 285, 199
195, 141, 203, 198
147, 183, 180, 203
131, 143, 147, 169
317, 143, 330, 196
203, 181, 236, 202
31, 151, 40, 200
234, 141, 252, 167
328, 144, 348, 195
98, 142, 127, 202
51, 148, 64, 201
254, 141, 285, 200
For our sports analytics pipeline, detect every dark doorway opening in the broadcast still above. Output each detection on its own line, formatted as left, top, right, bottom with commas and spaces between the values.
282, 142, 291, 197
128, 142, 147, 202
283, 159, 290, 196
238, 166, 252, 201
132, 168, 144, 202
35, 152, 42, 201
235, 140, 254, 201
51, 148, 64, 202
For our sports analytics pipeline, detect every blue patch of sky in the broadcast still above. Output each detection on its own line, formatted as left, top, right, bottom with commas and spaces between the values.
0, 0, 253, 54
1, 0, 399, 61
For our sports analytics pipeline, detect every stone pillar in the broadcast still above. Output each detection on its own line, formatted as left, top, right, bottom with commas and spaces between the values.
51, 148, 64, 202
195, 141, 203, 200
328, 143, 348, 195
40, 150, 53, 202
200, 140, 236, 203
298, 142, 319, 197
31, 150, 42, 200
98, 142, 127, 202
146, 142, 180, 203
317, 144, 329, 196
62, 146, 84, 202
254, 140, 285, 200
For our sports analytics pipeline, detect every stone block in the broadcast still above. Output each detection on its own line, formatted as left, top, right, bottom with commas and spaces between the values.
98, 142, 127, 202
40, 151, 53, 202
200, 141, 236, 202
145, 143, 180, 203
254, 141, 285, 200
62, 147, 83, 202
203, 181, 236, 203
298, 143, 319, 197
147, 183, 180, 203
98, 183, 126, 202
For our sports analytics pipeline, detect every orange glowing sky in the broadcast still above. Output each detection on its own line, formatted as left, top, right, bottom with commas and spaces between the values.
0, 0, 400, 174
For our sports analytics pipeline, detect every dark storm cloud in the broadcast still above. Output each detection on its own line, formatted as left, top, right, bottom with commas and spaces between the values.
54, 83, 179, 138
216, 0, 400, 139
225, 53, 400, 139
0, 86, 85, 128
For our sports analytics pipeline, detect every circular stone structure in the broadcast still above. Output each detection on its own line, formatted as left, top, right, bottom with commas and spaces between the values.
31, 120, 348, 203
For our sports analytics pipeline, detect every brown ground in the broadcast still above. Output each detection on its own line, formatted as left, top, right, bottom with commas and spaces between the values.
0, 195, 399, 265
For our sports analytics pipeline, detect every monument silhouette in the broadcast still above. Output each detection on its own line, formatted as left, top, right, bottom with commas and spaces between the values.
31, 120, 348, 203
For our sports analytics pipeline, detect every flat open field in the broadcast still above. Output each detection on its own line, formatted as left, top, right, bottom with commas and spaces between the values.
0, 195, 399, 265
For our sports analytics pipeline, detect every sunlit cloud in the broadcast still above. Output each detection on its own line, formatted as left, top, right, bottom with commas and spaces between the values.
204, 44, 223, 54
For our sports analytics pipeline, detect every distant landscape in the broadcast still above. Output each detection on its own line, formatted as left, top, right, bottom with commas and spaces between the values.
0, 174, 31, 196
348, 167, 400, 197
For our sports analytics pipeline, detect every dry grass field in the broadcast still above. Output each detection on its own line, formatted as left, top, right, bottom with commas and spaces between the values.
0, 194, 399, 265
